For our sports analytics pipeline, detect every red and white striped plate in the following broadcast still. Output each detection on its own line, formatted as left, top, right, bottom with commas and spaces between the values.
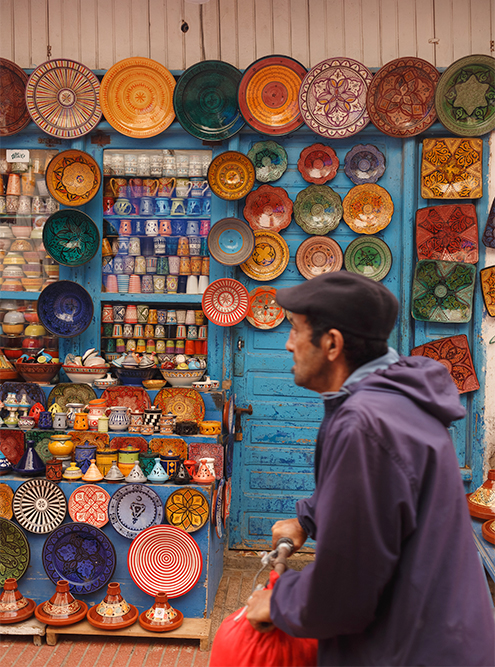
202, 278, 249, 327
128, 525, 203, 598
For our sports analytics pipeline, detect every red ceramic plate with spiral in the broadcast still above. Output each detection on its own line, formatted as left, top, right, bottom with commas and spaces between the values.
202, 278, 249, 327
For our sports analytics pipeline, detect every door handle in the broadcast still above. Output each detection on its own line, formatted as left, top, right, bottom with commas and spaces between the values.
234, 404, 252, 441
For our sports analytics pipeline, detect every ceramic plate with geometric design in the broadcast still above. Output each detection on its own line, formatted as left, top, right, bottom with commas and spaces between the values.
421, 138, 482, 199
13, 479, 67, 534
416, 204, 478, 264
411, 260, 476, 323
165, 488, 209, 533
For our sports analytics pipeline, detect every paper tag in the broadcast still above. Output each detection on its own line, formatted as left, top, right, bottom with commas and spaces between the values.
153, 607, 166, 619
6, 149, 30, 163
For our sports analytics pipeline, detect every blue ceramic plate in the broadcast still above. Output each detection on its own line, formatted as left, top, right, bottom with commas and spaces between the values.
207, 218, 255, 266
42, 522, 116, 593
0, 381, 46, 408
43, 209, 100, 266
108, 484, 164, 540
344, 144, 386, 185
37, 280, 94, 338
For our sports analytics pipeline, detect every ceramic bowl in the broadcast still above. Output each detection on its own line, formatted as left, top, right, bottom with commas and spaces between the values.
24, 324, 46, 336
23, 251, 44, 263
3, 253, 23, 265
12, 226, 32, 239
160, 368, 205, 387
15, 361, 62, 384
23, 264, 42, 277
2, 265, 24, 278
142, 379, 166, 390
2, 323, 24, 334
113, 366, 157, 386
21, 277, 43, 291
63, 364, 108, 384
11, 239, 33, 252
3, 347, 24, 360
1, 280, 23, 292
93, 376, 119, 390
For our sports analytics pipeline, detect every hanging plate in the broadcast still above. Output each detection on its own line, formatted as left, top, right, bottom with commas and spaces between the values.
240, 231, 290, 281
109, 436, 150, 453
128, 524, 203, 598
481, 266, 495, 317
215, 478, 225, 539
37, 280, 94, 338
0, 518, 30, 585
208, 151, 256, 201
188, 442, 224, 479
26, 59, 101, 138
297, 144, 339, 184
68, 484, 111, 528
243, 185, 293, 233
247, 141, 288, 183
416, 204, 478, 264
47, 383, 97, 410
344, 144, 386, 185
367, 57, 439, 137
149, 438, 188, 459
0, 382, 46, 409
43, 210, 100, 267
482, 198, 495, 249
109, 484, 164, 540
342, 184, 394, 235
0, 430, 24, 465
299, 57, 372, 139
101, 386, 151, 413
154, 388, 205, 424
0, 58, 30, 136
344, 237, 392, 282
246, 286, 286, 329
173, 60, 244, 141
296, 237, 343, 280
435, 54, 495, 137
165, 488, 209, 533
45, 150, 101, 207
411, 260, 476, 323
202, 278, 250, 326
294, 184, 343, 235
421, 137, 483, 199
100, 57, 175, 138
0, 484, 14, 519
13, 479, 67, 534
238, 55, 307, 135
207, 218, 255, 266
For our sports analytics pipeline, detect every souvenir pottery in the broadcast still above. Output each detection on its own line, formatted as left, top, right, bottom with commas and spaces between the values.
192, 458, 215, 484
82, 459, 104, 482
172, 459, 192, 485
0, 451, 12, 475
106, 405, 131, 431
125, 461, 147, 483
139, 591, 184, 632
73, 442, 97, 474
86, 398, 107, 431
35, 579, 88, 626
66, 403, 85, 429
52, 412, 67, 430
104, 460, 126, 483
144, 405, 162, 433
73, 412, 89, 431
13, 441, 45, 476
0, 578, 36, 624
467, 470, 495, 519
87, 582, 139, 629
96, 449, 118, 476
147, 457, 169, 483
160, 453, 181, 478
45, 458, 63, 483
48, 434, 73, 457
62, 462, 83, 480
199, 420, 221, 436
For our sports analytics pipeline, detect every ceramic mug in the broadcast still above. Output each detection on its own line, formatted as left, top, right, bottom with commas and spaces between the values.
110, 177, 128, 198
157, 177, 176, 197
6, 173, 21, 195
190, 179, 209, 197
128, 178, 143, 197
175, 178, 193, 198
142, 178, 159, 196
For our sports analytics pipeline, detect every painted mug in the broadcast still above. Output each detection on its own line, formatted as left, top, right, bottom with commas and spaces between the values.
175, 178, 193, 198
129, 178, 143, 197
142, 179, 159, 196
157, 177, 176, 197
110, 177, 128, 197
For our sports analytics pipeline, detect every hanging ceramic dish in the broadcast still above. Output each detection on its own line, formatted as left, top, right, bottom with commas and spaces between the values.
0, 484, 14, 519
421, 137, 483, 199
297, 144, 339, 184
202, 278, 250, 326
108, 484, 164, 540
482, 198, 495, 248
238, 55, 307, 135
12, 479, 67, 535
0, 518, 30, 585
45, 150, 101, 207
43, 210, 100, 267
344, 144, 386, 185
344, 237, 392, 282
416, 204, 478, 264
207, 218, 255, 266
128, 525, 203, 598
0, 58, 30, 136
100, 57, 175, 138
0, 382, 46, 409
299, 57, 372, 139
342, 184, 394, 235
68, 484, 110, 528
47, 383, 97, 410
173, 60, 244, 141
296, 237, 343, 280
188, 442, 224, 479
243, 185, 293, 233
411, 334, 479, 394
247, 141, 288, 183
293, 185, 343, 235
246, 286, 286, 329
154, 388, 205, 423
101, 386, 151, 413
411, 260, 476, 323
37, 280, 93, 338
366, 57, 439, 137
435, 54, 495, 137
165, 488, 209, 533
240, 231, 290, 282
109, 436, 149, 453
481, 266, 495, 317
0, 431, 24, 466
149, 438, 188, 459
215, 478, 225, 539
208, 151, 256, 200
26, 59, 101, 138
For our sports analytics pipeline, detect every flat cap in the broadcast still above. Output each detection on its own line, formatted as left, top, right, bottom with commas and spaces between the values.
276, 272, 398, 341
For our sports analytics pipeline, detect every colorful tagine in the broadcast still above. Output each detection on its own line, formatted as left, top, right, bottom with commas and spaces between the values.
139, 591, 184, 632
35, 579, 88, 626
87, 581, 139, 629
467, 470, 495, 519
0, 578, 36, 624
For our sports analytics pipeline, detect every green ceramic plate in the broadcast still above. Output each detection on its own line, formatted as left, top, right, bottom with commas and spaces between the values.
0, 518, 30, 585
344, 237, 392, 282
43, 209, 100, 266
293, 184, 343, 235
411, 260, 476, 323
247, 141, 288, 182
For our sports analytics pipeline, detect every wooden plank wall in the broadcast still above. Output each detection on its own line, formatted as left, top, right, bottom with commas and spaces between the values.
0, 0, 493, 70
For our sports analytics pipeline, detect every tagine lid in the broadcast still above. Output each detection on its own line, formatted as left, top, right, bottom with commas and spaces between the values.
138, 591, 184, 632
0, 578, 36, 624
467, 470, 495, 519
35, 580, 88, 626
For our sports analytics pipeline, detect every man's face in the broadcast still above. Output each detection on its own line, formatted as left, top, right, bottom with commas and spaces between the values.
285, 312, 331, 393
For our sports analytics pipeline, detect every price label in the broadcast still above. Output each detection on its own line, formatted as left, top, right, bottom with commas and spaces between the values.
6, 149, 30, 163
153, 607, 166, 619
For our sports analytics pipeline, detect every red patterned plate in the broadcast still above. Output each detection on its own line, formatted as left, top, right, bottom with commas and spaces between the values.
296, 237, 343, 280
68, 484, 110, 528
188, 442, 224, 479
128, 525, 203, 598
415, 204, 478, 264
202, 278, 249, 327
0, 430, 24, 465
223, 478, 231, 528
109, 436, 149, 453
101, 386, 151, 412
243, 185, 293, 232
154, 388, 205, 424
297, 144, 339, 184
246, 286, 285, 330
0, 58, 30, 136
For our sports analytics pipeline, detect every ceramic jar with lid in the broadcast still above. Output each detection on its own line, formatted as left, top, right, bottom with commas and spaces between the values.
143, 406, 162, 433
86, 398, 107, 431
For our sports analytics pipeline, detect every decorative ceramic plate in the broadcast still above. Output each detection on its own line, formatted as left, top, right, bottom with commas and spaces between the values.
343, 184, 394, 235
0, 381, 46, 408
26, 59, 101, 137
69, 432, 109, 450
344, 237, 392, 282
13, 479, 67, 534
367, 57, 439, 137
42, 522, 116, 593
435, 54, 495, 137
421, 138, 483, 199
411, 260, 476, 323
225, 433, 234, 478
238, 55, 307, 135
43, 210, 100, 267
293, 185, 343, 235
68, 485, 110, 528
108, 484, 163, 540
154, 388, 205, 424
47, 383, 97, 410
173, 60, 244, 141
45, 150, 101, 207
411, 334, 479, 394
0, 58, 30, 136
215, 478, 225, 539
482, 519, 495, 546
202, 278, 250, 326
240, 231, 290, 281
344, 144, 386, 185
246, 286, 286, 329
149, 438, 188, 459
297, 144, 339, 184
109, 436, 149, 453
416, 204, 478, 264
247, 141, 288, 182
482, 198, 495, 248
101, 387, 151, 413
296, 237, 343, 280
37, 281, 94, 338
299, 57, 372, 138
223, 478, 231, 528
128, 525, 203, 598
165, 488, 209, 533
207, 218, 255, 266
0, 430, 24, 465
100, 57, 175, 138
480, 266, 495, 317
222, 396, 235, 435
0, 518, 30, 585
0, 484, 13, 519
207, 152, 256, 201
188, 442, 224, 479
243, 185, 293, 233
30, 431, 64, 464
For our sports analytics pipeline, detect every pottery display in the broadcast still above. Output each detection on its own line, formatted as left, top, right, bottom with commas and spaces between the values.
87, 581, 139, 629
35, 579, 88, 626
467, 470, 495, 519
0, 578, 36, 624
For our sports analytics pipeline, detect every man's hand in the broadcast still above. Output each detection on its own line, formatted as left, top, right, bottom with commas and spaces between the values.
246, 588, 274, 633
272, 517, 308, 552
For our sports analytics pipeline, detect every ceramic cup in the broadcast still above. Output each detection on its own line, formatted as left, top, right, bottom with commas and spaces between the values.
146, 219, 159, 238
111, 256, 123, 274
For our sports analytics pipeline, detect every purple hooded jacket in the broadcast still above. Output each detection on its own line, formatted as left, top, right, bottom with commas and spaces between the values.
270, 356, 495, 666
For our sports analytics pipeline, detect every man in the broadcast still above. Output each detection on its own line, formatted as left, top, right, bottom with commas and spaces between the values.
246, 272, 495, 666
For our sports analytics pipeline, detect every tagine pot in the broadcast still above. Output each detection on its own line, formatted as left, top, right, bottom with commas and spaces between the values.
0, 578, 36, 624
139, 591, 184, 632
35, 580, 88, 626
12, 440, 45, 476
467, 469, 495, 519
87, 582, 139, 629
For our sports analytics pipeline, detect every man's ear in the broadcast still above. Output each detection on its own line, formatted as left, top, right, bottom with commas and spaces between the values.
325, 329, 345, 361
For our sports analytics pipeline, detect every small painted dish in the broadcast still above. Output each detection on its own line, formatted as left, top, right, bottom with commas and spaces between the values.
202, 278, 250, 327
43, 209, 100, 267
342, 184, 394, 235
246, 286, 285, 329
344, 237, 392, 282
344, 144, 386, 185
297, 144, 339, 184
45, 149, 101, 207
293, 185, 343, 235
296, 237, 343, 280
243, 185, 292, 233
240, 231, 290, 281
208, 151, 256, 200
207, 218, 255, 266
247, 141, 288, 183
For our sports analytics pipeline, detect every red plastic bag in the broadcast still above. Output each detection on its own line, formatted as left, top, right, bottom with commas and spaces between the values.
210, 571, 318, 667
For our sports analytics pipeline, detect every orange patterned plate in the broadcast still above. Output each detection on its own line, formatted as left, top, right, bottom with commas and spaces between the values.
421, 137, 482, 199
0, 484, 13, 519
246, 287, 285, 329
109, 436, 149, 453
69, 432, 110, 450
296, 237, 343, 280
411, 334, 479, 394
208, 151, 255, 200
45, 150, 101, 207
149, 438, 187, 458
343, 184, 394, 235
165, 488, 209, 533
240, 231, 290, 281
100, 57, 176, 138
243, 185, 293, 232
154, 388, 205, 424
